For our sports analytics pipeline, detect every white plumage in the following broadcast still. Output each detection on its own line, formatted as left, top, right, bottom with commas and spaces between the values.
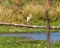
27, 14, 32, 23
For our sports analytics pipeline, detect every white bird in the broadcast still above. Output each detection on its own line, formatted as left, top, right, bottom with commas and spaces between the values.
27, 14, 32, 24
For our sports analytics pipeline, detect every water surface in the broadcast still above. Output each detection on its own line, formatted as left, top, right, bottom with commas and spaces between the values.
0, 32, 60, 41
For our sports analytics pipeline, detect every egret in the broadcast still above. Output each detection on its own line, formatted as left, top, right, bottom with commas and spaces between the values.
27, 14, 32, 24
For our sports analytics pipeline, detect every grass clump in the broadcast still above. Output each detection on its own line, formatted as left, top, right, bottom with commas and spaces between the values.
0, 36, 60, 48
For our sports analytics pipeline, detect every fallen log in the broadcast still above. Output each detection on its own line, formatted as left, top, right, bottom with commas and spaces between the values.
0, 22, 60, 29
